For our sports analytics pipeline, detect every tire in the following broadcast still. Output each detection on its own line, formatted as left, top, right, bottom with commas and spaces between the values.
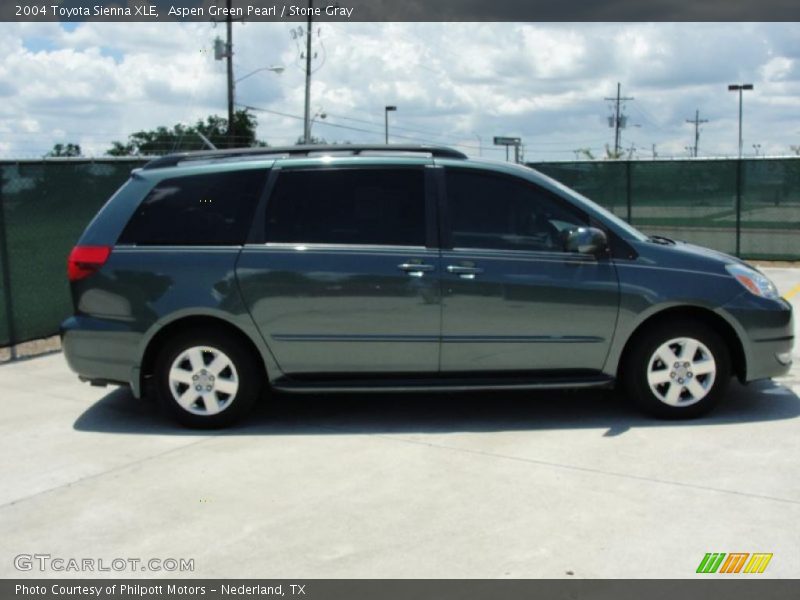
154, 328, 261, 428
622, 319, 731, 419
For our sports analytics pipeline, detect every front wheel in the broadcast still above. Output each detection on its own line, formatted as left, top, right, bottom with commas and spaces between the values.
154, 329, 261, 428
623, 320, 731, 418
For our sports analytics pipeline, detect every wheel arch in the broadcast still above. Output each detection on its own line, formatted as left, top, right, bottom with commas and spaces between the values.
137, 313, 273, 398
615, 305, 747, 384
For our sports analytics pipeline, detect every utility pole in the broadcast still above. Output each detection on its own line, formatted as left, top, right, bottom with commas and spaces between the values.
302, 0, 313, 144
605, 82, 633, 156
225, 0, 235, 147
685, 109, 708, 157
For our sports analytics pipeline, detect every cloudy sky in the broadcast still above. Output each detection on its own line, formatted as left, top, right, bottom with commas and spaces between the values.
1, 21, 799, 160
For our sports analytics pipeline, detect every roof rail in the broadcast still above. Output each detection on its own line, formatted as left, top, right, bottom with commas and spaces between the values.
142, 144, 467, 170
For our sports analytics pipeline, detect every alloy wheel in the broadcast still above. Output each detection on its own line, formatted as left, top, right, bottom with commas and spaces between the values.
646, 337, 717, 407
168, 346, 239, 416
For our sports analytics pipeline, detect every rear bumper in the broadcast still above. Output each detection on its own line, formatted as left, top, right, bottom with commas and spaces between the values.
60, 315, 143, 397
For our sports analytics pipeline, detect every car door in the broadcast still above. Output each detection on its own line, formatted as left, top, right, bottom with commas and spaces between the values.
236, 162, 442, 375
438, 165, 619, 373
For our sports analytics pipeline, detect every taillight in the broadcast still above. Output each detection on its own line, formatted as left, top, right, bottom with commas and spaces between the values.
67, 246, 112, 281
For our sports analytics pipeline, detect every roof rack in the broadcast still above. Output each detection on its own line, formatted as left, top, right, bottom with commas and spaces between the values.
142, 144, 467, 170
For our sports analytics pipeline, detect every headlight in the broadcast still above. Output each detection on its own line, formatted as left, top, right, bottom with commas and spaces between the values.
726, 264, 780, 300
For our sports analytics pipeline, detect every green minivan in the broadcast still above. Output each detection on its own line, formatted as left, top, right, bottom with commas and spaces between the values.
61, 145, 794, 427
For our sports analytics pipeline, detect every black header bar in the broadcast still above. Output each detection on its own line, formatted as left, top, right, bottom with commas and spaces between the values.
3, 0, 800, 22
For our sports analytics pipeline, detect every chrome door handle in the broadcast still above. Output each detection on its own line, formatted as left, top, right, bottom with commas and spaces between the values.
398, 262, 435, 275
446, 265, 483, 280
446, 265, 483, 274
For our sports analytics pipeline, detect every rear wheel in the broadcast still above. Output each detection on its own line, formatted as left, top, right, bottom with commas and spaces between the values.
623, 319, 730, 418
154, 329, 261, 428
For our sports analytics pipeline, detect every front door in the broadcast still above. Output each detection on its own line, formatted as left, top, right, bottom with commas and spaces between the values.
237, 164, 441, 375
439, 166, 619, 373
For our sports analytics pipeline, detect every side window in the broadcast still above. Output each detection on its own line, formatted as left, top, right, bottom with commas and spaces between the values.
265, 168, 426, 246
118, 169, 268, 245
445, 168, 588, 252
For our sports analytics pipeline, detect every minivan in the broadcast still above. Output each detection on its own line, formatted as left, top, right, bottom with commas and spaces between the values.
61, 145, 794, 427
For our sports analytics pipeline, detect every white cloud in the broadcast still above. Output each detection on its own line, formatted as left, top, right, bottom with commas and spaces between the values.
0, 22, 798, 159
761, 56, 794, 81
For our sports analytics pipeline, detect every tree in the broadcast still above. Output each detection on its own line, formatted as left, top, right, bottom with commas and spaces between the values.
604, 144, 624, 160
791, 145, 800, 156
106, 141, 135, 156
295, 135, 328, 145
47, 143, 82, 157
106, 109, 265, 156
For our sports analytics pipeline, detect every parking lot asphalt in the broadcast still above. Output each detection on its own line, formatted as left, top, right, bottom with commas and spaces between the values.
0, 268, 798, 579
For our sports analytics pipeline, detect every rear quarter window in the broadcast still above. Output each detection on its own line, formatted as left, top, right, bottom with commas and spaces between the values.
118, 169, 268, 245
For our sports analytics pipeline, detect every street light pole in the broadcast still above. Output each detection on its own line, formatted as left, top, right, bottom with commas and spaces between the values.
384, 105, 397, 144
727, 83, 752, 259
728, 83, 753, 159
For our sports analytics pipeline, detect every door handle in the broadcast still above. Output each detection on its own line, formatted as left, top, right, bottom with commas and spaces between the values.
447, 265, 483, 274
398, 262, 435, 276
446, 265, 483, 280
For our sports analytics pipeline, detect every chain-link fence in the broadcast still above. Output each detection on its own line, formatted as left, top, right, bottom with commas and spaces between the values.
531, 158, 800, 260
0, 157, 798, 348
0, 159, 147, 347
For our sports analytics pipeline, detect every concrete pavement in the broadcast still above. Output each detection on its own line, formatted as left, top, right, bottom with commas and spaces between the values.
0, 268, 798, 579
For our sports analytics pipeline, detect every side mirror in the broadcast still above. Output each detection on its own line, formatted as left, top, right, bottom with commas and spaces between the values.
563, 227, 608, 256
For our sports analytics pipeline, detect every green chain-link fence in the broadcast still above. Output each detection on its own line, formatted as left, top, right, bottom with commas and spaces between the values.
0, 159, 147, 346
0, 157, 798, 348
532, 158, 800, 260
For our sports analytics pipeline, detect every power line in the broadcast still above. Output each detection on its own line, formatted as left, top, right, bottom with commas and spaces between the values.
321, 110, 604, 148
238, 102, 485, 150
321, 111, 471, 141
628, 102, 666, 131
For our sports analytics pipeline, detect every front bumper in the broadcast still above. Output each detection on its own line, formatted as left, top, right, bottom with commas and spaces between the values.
746, 336, 793, 380
722, 295, 794, 382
